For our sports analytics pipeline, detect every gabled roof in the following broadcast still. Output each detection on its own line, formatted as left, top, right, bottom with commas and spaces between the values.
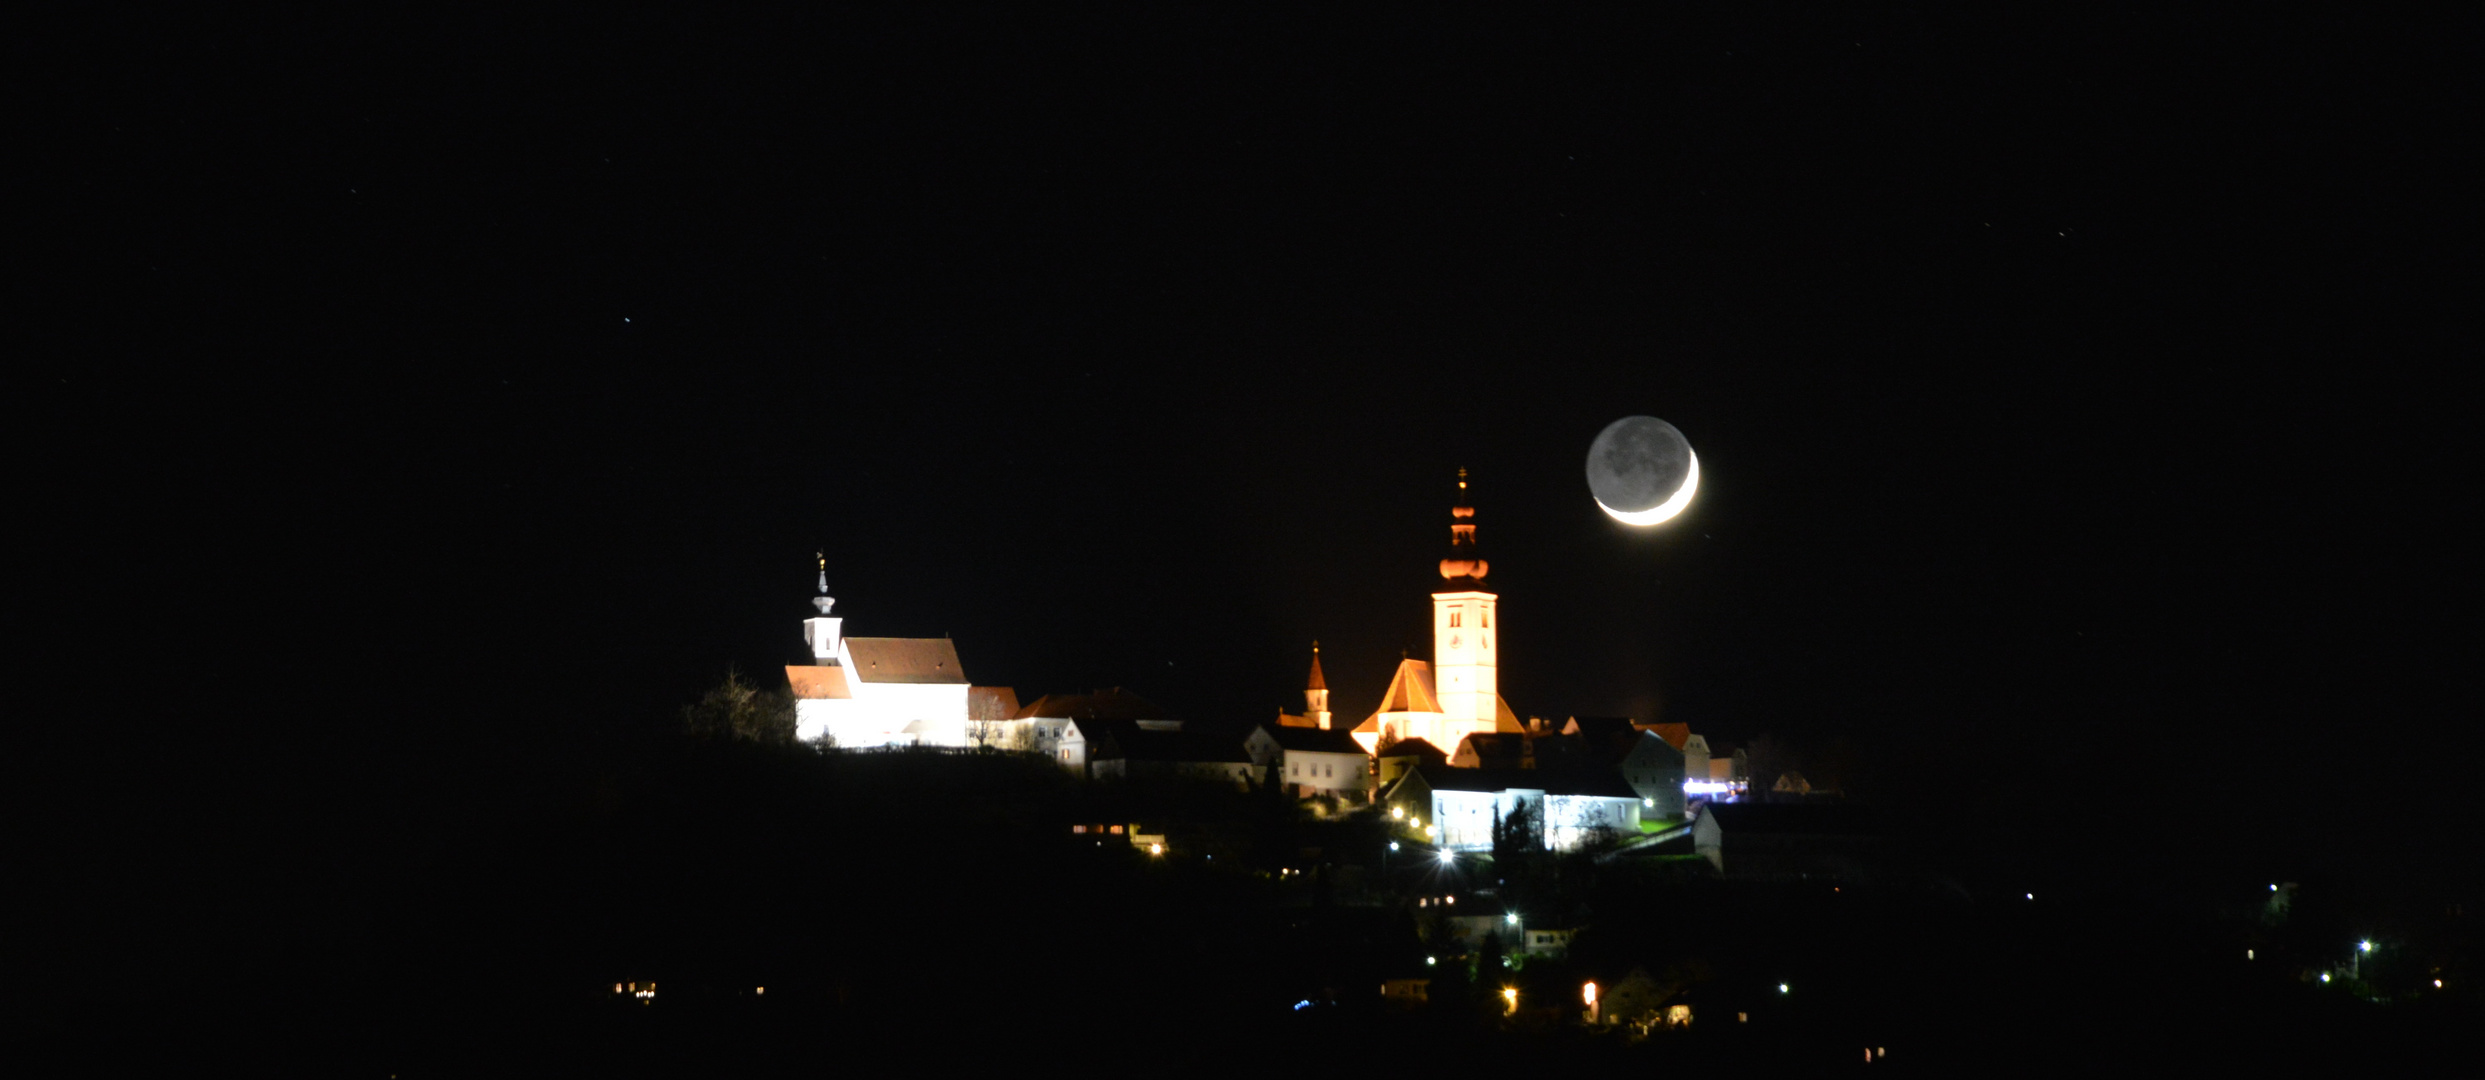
845, 638, 968, 684
1451, 733, 1531, 769
785, 664, 852, 700
1013, 687, 1165, 721
1639, 721, 1691, 750
1377, 737, 1447, 762
1358, 660, 1439, 728
1562, 716, 1641, 758
1252, 724, 1365, 755
968, 685, 1021, 721
1625, 729, 1686, 764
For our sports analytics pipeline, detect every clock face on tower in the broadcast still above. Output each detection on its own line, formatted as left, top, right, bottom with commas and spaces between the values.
1450, 634, 1461, 649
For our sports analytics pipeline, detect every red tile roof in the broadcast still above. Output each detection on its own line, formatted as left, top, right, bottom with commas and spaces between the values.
845, 637, 968, 684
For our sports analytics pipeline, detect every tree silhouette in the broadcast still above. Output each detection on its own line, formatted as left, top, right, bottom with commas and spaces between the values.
682, 668, 798, 746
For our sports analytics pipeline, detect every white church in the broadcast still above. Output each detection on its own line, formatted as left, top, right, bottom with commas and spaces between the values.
783, 560, 979, 748
1350, 469, 1525, 755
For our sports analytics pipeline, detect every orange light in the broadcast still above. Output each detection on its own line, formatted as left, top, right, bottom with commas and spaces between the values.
1582, 982, 1598, 1006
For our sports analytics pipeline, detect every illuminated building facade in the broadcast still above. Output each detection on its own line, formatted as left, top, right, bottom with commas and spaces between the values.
783, 561, 978, 748
1351, 471, 1524, 755
1379, 763, 1643, 852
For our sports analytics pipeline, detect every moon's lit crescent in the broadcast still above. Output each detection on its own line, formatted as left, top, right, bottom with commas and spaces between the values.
1596, 450, 1698, 526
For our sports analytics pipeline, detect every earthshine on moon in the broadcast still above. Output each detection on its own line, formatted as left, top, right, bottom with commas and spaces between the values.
1586, 416, 1699, 526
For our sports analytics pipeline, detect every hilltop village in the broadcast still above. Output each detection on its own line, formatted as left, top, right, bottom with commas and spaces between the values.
779, 475, 1866, 888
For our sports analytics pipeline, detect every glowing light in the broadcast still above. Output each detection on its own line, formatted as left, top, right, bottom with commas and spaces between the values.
2436, 979, 2444, 988
2026, 893, 2034, 900
1500, 987, 1519, 1013
755, 987, 765, 995
1779, 983, 1790, 994
1582, 982, 1598, 1006
1643, 798, 1654, 808
2246, 949, 2254, 960
1294, 1000, 1311, 1010
2359, 940, 2373, 953
1423, 824, 1437, 837
1149, 843, 1164, 856
1505, 912, 1519, 925
1438, 849, 1453, 863
2321, 972, 2331, 983
1445, 895, 1456, 905
1391, 806, 1404, 819
1596, 450, 1700, 526
1390, 842, 1400, 851
1427, 956, 1437, 966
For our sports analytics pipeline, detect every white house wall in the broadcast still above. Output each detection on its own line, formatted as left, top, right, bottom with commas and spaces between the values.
795, 683, 971, 749
1431, 790, 1499, 852
1283, 751, 1367, 793
1545, 794, 1640, 850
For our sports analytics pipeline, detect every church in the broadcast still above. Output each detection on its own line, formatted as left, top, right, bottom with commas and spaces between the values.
783, 558, 984, 748
1349, 470, 1525, 755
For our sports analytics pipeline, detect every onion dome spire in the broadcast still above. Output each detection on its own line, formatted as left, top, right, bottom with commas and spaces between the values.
1438, 468, 1489, 582
812, 551, 835, 614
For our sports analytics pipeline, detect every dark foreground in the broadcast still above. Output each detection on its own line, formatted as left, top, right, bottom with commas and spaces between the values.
18, 745, 2474, 1075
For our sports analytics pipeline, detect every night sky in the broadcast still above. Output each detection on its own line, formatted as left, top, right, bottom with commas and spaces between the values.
25, 6, 2473, 1006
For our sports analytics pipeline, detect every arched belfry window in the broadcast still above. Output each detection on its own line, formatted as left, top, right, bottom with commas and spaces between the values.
1482, 608, 1491, 629
1449, 610, 1462, 628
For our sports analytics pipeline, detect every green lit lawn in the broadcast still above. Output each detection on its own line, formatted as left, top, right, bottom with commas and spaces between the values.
1639, 818, 1689, 834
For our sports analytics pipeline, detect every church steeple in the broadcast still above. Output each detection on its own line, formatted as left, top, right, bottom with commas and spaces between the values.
803, 552, 844, 664
1437, 467, 1489, 583
1305, 641, 1332, 728
1431, 469, 1503, 734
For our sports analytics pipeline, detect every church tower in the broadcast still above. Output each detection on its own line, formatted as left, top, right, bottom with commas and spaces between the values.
802, 552, 843, 663
1305, 641, 1332, 729
1433, 469, 1502, 732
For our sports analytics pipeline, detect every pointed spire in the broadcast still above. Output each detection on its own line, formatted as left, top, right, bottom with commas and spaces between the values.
1307, 640, 1327, 690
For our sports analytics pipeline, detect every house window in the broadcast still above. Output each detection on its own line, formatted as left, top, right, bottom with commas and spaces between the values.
1449, 610, 1462, 628
1482, 609, 1490, 629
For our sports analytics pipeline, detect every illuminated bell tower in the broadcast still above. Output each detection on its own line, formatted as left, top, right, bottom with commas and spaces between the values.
802, 552, 843, 663
1432, 469, 1499, 733
1305, 641, 1332, 729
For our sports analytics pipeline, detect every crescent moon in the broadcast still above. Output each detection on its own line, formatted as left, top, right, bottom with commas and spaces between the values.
1596, 450, 1698, 526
